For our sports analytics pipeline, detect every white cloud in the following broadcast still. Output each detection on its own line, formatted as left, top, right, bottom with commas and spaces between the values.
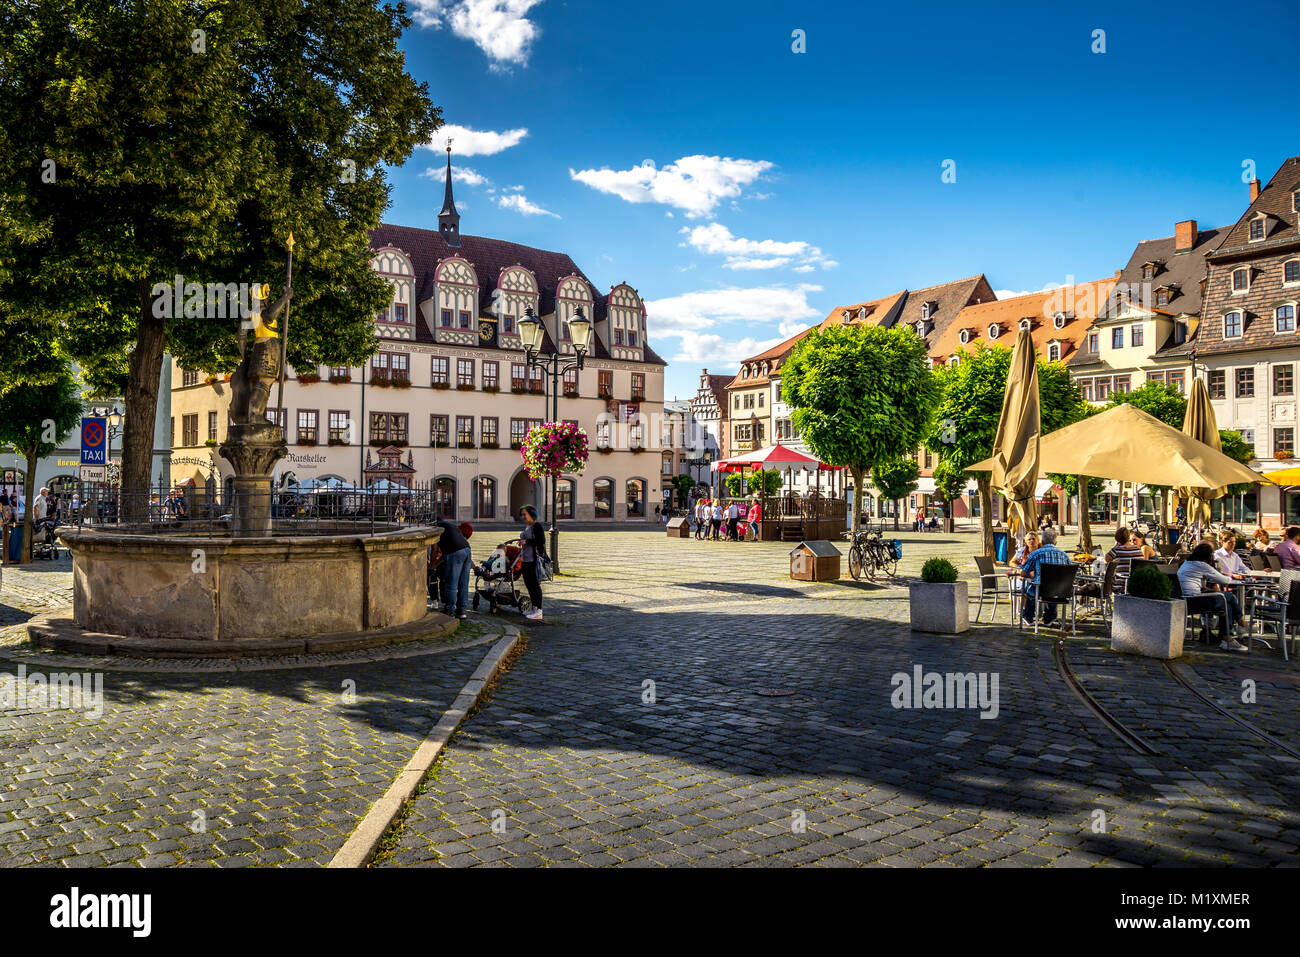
422, 165, 491, 187
670, 332, 786, 365
498, 192, 559, 218
409, 0, 543, 69
426, 123, 528, 157
571, 155, 774, 218
679, 223, 834, 272
992, 281, 1066, 300
644, 283, 823, 338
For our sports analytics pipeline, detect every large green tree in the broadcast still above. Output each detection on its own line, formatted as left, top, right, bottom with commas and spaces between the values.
0, 0, 440, 513
0, 367, 82, 563
923, 343, 1086, 556
781, 324, 938, 534
871, 457, 920, 529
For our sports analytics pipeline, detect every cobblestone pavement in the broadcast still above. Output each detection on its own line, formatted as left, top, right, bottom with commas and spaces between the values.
1, 557, 501, 867
380, 529, 1300, 867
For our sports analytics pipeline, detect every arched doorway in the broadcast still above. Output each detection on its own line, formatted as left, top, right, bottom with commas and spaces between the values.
473, 476, 497, 520
509, 469, 537, 519
435, 477, 456, 520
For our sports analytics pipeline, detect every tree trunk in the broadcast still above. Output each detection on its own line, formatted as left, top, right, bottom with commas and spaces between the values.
893, 501, 899, 530
978, 475, 994, 558
850, 465, 864, 535
1078, 475, 1093, 551
122, 280, 167, 521
19, 447, 36, 564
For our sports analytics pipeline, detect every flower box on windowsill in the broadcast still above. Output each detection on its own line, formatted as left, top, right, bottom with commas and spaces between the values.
563, 390, 579, 399
630, 446, 644, 453
204, 439, 217, 448
328, 374, 352, 384
456, 383, 475, 391
433, 440, 450, 448
631, 394, 646, 403
510, 442, 523, 450
388, 439, 409, 448
432, 381, 450, 390
527, 386, 544, 395
372, 378, 391, 388
1278, 451, 1294, 460
597, 446, 614, 454
298, 438, 318, 447
597, 391, 614, 400
204, 376, 218, 386
483, 385, 500, 394
328, 438, 349, 446
458, 441, 475, 449
297, 373, 321, 384
481, 441, 500, 450
511, 386, 526, 394
391, 377, 411, 389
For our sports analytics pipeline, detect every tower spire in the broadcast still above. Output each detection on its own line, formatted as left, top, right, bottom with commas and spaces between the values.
438, 142, 461, 247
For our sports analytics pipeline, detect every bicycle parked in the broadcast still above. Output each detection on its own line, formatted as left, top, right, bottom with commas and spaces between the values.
845, 528, 902, 581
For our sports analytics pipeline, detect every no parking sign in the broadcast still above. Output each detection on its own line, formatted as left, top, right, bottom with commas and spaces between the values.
80, 417, 107, 465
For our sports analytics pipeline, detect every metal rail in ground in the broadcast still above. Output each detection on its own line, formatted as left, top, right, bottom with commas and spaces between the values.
1161, 660, 1300, 762
1053, 639, 1159, 756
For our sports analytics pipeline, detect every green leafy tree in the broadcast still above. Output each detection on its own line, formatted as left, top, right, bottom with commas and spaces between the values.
671, 473, 696, 508
923, 343, 1086, 555
723, 469, 784, 498
0, 0, 441, 513
782, 324, 938, 534
931, 459, 968, 530
871, 457, 920, 529
0, 368, 82, 563
1218, 429, 1256, 497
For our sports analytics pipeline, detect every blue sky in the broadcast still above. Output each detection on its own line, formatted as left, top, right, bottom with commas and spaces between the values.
386, 0, 1300, 399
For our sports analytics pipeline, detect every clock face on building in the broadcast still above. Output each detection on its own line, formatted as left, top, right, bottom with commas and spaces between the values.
479, 321, 494, 341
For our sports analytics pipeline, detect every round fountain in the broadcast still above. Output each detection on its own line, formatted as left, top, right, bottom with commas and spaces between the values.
29, 262, 450, 658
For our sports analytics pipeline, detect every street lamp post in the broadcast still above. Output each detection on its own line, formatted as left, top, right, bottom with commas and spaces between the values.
517, 306, 592, 572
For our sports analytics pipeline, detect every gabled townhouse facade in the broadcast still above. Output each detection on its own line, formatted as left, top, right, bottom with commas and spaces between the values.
1194, 156, 1300, 526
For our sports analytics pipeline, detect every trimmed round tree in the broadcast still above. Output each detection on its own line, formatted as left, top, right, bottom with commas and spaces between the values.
781, 324, 938, 535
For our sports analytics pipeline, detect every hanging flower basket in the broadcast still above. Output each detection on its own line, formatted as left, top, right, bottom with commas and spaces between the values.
521, 421, 589, 480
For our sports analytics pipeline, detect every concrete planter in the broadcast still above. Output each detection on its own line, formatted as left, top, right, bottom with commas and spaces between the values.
909, 580, 969, 634
1111, 594, 1185, 659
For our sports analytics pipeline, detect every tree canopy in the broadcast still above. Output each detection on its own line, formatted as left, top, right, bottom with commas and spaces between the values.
781, 323, 937, 531
1107, 381, 1186, 428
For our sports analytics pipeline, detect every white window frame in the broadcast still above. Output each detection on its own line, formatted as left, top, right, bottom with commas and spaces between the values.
1047, 342, 1061, 362
1019, 318, 1031, 332
958, 328, 969, 344
1283, 259, 1300, 287
1053, 312, 1066, 329
987, 323, 999, 339
1277, 302, 1298, 334
1232, 268, 1251, 294
1223, 311, 1244, 339
1248, 215, 1267, 242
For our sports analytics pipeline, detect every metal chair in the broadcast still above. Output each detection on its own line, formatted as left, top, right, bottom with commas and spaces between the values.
1248, 553, 1268, 571
972, 555, 1008, 622
1267, 554, 1283, 573
1023, 563, 1079, 636
1165, 572, 1227, 645
1250, 577, 1300, 660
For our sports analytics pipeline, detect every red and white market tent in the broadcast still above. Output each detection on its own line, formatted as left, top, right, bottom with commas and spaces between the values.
711, 443, 842, 473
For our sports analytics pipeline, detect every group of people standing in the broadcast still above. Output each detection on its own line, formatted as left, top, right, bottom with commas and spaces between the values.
691, 497, 762, 542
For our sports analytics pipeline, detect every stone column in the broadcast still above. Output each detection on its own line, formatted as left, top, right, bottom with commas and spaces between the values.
219, 422, 287, 537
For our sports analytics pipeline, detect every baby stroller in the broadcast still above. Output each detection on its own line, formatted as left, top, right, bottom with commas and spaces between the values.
32, 519, 61, 561
471, 539, 535, 616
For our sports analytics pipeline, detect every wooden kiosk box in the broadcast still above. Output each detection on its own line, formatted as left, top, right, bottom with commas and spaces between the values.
790, 540, 841, 581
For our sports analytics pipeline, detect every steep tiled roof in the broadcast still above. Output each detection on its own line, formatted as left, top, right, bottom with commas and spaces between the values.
369, 222, 665, 366
886, 274, 998, 350
817, 291, 907, 329
934, 278, 1115, 364
1211, 156, 1300, 255
726, 326, 818, 390
706, 374, 732, 409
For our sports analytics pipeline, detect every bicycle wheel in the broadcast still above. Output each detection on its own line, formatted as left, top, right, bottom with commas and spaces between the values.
861, 545, 879, 581
848, 544, 865, 581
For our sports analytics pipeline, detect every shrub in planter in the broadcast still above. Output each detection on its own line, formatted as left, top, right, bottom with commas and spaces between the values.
920, 558, 959, 583
909, 558, 967, 633
1112, 565, 1184, 659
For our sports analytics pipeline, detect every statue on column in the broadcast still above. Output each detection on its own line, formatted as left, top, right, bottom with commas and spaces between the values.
229, 281, 292, 425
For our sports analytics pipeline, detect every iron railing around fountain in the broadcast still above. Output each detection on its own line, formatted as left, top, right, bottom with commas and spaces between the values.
57, 480, 457, 538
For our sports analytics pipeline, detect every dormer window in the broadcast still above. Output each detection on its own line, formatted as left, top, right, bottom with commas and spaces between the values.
761, 362, 769, 376
1224, 311, 1243, 339
958, 328, 970, 344
1143, 264, 1155, 281
1233, 268, 1250, 292
1250, 217, 1266, 242
1293, 190, 1300, 213
857, 306, 868, 320
1156, 288, 1169, 307
1285, 260, 1300, 285
987, 324, 1000, 339
1019, 318, 1031, 332
1276, 305, 1295, 333
1053, 312, 1066, 329
915, 320, 925, 335
841, 309, 850, 320
741, 367, 748, 379
949, 355, 960, 367
920, 302, 931, 320
1047, 342, 1061, 362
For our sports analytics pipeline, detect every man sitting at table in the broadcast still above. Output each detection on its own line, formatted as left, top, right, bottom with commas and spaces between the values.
1019, 527, 1072, 627
1214, 530, 1250, 576
1275, 526, 1300, 569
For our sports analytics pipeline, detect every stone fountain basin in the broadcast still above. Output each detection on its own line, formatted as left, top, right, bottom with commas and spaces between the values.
59, 525, 439, 642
